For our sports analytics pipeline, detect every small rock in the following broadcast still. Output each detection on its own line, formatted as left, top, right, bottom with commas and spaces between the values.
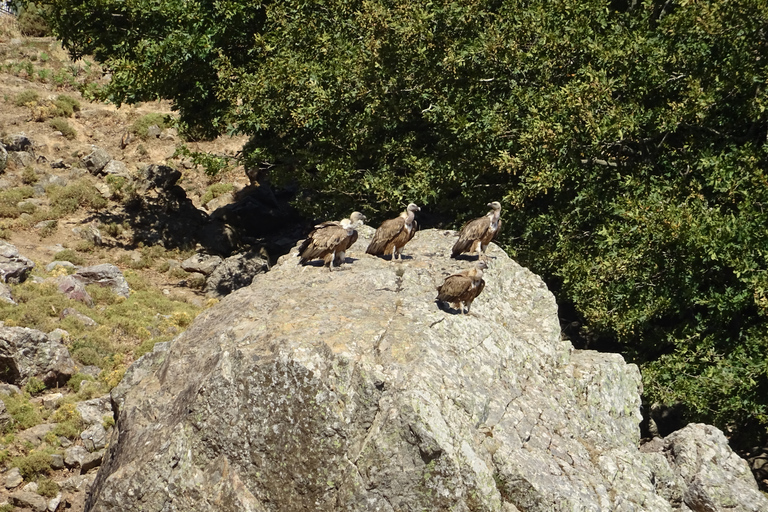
4, 467, 22, 489
146, 124, 162, 138
48, 493, 62, 512
9, 490, 47, 512
50, 453, 65, 470
17, 423, 57, 445
0, 241, 35, 284
64, 445, 89, 468
73, 264, 129, 297
181, 253, 223, 276
57, 275, 93, 305
80, 450, 104, 473
22, 481, 38, 493
76, 396, 113, 426
42, 392, 64, 410
3, 133, 32, 152
50, 158, 69, 169
81, 146, 111, 175
0, 281, 14, 305
35, 220, 58, 231
0, 143, 6, 172
60, 473, 95, 492
9, 151, 35, 168
72, 224, 102, 246
81, 423, 107, 452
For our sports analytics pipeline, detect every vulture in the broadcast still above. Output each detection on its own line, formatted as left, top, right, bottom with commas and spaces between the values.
451, 201, 502, 260
436, 261, 488, 315
297, 212, 367, 270
366, 203, 420, 260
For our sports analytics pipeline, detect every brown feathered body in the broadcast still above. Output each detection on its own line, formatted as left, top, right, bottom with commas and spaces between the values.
366, 204, 420, 260
451, 202, 502, 259
298, 216, 361, 270
436, 262, 487, 314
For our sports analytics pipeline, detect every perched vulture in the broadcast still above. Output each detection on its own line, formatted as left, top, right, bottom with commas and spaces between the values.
451, 201, 502, 260
436, 261, 488, 315
366, 203, 420, 260
297, 212, 366, 270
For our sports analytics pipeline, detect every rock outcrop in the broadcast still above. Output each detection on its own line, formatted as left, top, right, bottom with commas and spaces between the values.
0, 326, 76, 387
85, 229, 768, 511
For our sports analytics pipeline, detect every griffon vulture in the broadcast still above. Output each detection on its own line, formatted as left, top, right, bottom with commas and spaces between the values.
366, 203, 420, 260
436, 261, 488, 314
451, 201, 502, 260
298, 212, 366, 270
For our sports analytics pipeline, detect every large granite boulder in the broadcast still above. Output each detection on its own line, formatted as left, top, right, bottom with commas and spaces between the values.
85, 230, 768, 512
0, 326, 76, 386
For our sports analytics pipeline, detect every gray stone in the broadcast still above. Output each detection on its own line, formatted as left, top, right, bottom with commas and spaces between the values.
57, 275, 93, 305
0, 143, 6, 172
42, 392, 64, 410
0, 397, 10, 432
0, 241, 35, 284
17, 423, 57, 445
82, 146, 111, 175
73, 264, 129, 297
9, 150, 36, 168
3, 133, 32, 152
0, 326, 75, 387
101, 159, 129, 177
35, 220, 58, 231
203, 250, 268, 297
181, 253, 222, 276
136, 164, 181, 193
22, 481, 38, 493
50, 158, 69, 169
146, 124, 162, 138
64, 445, 89, 468
60, 473, 95, 492
84, 230, 768, 512
47, 329, 69, 343
81, 423, 107, 452
80, 450, 104, 473
4, 467, 22, 489
76, 396, 113, 426
9, 490, 47, 512
48, 493, 62, 512
50, 453, 66, 470
72, 224, 103, 246
0, 281, 14, 304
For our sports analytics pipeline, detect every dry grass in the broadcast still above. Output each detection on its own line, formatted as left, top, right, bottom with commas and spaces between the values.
0, 14, 21, 43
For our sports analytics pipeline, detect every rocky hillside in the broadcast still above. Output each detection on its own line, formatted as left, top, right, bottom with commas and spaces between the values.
0, 15, 305, 511
86, 228, 768, 511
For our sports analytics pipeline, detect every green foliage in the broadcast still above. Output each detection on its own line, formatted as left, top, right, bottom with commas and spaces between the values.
40, 0, 768, 450
49, 117, 77, 139
36, 477, 60, 498
1, 393, 42, 432
21, 166, 38, 185
53, 248, 85, 265
51, 401, 86, 438
17, 3, 52, 36
0, 186, 35, 219
11, 450, 54, 479
130, 112, 170, 139
47, 178, 107, 216
24, 376, 46, 395
13, 90, 40, 107
200, 182, 234, 206
53, 94, 81, 116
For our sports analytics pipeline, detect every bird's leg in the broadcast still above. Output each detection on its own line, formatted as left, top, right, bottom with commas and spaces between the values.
460, 301, 467, 315
329, 253, 336, 272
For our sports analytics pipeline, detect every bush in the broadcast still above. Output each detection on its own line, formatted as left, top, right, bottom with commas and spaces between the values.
200, 182, 234, 207
52, 248, 85, 265
24, 377, 46, 395
47, 179, 107, 216
53, 94, 81, 117
130, 113, 169, 140
13, 90, 40, 107
36, 477, 60, 498
49, 117, 77, 140
17, 3, 51, 37
1, 393, 42, 433
11, 450, 54, 479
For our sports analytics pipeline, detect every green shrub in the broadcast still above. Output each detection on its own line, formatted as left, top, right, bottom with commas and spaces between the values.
1, 393, 42, 433
53, 94, 81, 117
47, 179, 107, 216
13, 90, 40, 107
52, 248, 85, 265
66, 373, 94, 393
130, 113, 169, 139
49, 117, 77, 140
11, 450, 54, 479
36, 477, 60, 498
17, 3, 51, 37
200, 182, 234, 207
51, 402, 86, 439
0, 187, 35, 219
21, 166, 38, 185
24, 377, 46, 395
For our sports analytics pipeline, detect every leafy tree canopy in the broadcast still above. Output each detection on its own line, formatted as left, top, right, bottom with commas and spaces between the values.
40, 0, 768, 449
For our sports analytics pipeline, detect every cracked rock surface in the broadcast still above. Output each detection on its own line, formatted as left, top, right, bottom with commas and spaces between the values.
85, 229, 768, 511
